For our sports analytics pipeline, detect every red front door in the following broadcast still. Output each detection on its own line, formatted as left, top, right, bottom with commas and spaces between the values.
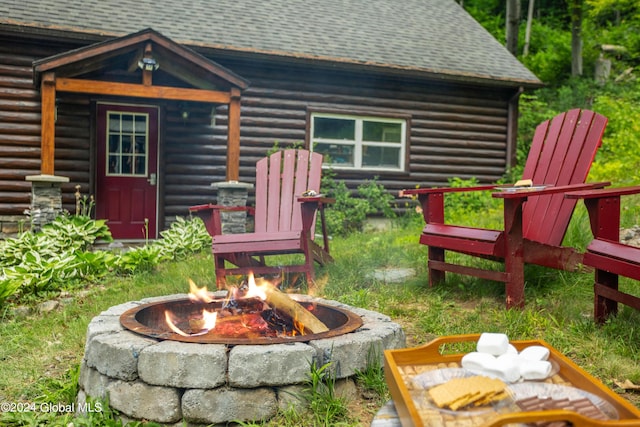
96, 104, 159, 239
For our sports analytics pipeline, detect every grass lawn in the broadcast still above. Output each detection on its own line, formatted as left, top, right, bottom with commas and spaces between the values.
1, 208, 639, 426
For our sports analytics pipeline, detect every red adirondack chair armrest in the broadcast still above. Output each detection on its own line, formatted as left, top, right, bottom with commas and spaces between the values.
297, 195, 335, 205
297, 196, 335, 252
565, 185, 640, 240
490, 182, 610, 241
189, 203, 254, 213
565, 185, 640, 200
492, 182, 611, 199
399, 185, 497, 197
400, 185, 497, 225
188, 203, 256, 237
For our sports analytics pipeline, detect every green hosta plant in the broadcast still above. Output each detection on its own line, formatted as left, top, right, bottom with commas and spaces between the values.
0, 215, 210, 305
0, 215, 115, 300
114, 245, 163, 275
154, 216, 211, 259
114, 217, 211, 275
41, 214, 113, 251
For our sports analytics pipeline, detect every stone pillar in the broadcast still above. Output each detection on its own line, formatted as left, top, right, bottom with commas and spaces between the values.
211, 181, 254, 234
25, 174, 70, 231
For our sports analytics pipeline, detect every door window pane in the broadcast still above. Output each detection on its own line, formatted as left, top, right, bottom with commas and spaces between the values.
106, 112, 149, 176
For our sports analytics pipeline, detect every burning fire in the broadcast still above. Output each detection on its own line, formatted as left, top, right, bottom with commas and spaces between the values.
164, 279, 219, 336
163, 273, 327, 338
244, 273, 267, 300
188, 278, 214, 303
164, 308, 217, 337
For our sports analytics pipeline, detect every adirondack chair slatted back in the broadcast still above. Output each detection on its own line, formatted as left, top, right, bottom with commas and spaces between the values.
521, 109, 607, 245
254, 149, 323, 234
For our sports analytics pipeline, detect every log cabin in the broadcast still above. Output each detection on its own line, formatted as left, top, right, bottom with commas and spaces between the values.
0, 0, 542, 239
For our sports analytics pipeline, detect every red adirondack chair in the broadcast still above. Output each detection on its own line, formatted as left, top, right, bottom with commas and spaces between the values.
566, 186, 640, 323
190, 149, 334, 288
401, 109, 609, 308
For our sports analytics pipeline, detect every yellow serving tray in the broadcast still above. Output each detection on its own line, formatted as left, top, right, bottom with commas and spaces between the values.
384, 334, 640, 427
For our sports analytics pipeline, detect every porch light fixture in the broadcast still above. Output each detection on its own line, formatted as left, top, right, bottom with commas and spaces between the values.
138, 57, 159, 71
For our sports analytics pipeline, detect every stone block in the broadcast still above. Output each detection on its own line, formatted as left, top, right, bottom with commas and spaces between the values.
85, 331, 156, 380
182, 387, 277, 425
309, 333, 383, 378
138, 341, 227, 388
78, 360, 112, 399
276, 384, 307, 412
84, 314, 123, 353
228, 343, 316, 387
374, 321, 407, 352
100, 301, 140, 316
139, 294, 188, 304
107, 379, 182, 424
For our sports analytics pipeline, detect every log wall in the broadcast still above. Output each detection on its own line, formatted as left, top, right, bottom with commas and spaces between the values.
0, 38, 88, 223
0, 35, 517, 234
167, 58, 514, 217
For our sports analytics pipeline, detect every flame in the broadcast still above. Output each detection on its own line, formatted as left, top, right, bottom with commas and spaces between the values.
164, 308, 217, 337
244, 273, 267, 300
201, 309, 218, 330
188, 278, 214, 303
163, 275, 310, 339
294, 318, 305, 335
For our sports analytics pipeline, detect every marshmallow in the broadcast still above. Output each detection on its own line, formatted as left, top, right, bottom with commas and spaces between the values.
477, 333, 510, 356
492, 354, 522, 383
507, 344, 519, 355
461, 352, 497, 372
519, 345, 550, 361
520, 360, 552, 380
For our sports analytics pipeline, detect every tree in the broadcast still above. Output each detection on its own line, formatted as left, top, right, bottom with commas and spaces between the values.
569, 0, 584, 76
506, 0, 521, 55
523, 0, 535, 56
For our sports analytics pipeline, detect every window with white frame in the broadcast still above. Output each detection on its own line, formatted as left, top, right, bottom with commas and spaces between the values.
310, 113, 407, 171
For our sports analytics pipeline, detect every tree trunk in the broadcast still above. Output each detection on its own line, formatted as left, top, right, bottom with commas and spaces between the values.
570, 0, 583, 76
523, 0, 535, 57
506, 0, 521, 55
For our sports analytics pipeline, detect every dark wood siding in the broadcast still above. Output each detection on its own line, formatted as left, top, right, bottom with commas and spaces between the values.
55, 95, 91, 209
164, 102, 228, 217
0, 35, 517, 227
173, 58, 514, 213
0, 40, 43, 215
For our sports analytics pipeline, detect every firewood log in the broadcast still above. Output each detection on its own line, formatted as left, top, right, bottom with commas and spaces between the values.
255, 277, 329, 334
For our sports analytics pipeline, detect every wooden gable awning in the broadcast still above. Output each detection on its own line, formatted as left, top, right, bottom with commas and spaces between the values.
33, 28, 250, 180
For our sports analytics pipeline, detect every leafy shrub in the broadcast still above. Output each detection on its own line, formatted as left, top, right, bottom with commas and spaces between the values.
520, 22, 573, 84
321, 171, 396, 236
444, 177, 495, 223
589, 83, 640, 184
0, 215, 115, 303
153, 216, 211, 260
114, 245, 163, 275
0, 216, 211, 306
113, 217, 211, 275
40, 214, 112, 251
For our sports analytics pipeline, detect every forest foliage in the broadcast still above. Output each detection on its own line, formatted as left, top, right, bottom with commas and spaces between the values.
462, 0, 640, 184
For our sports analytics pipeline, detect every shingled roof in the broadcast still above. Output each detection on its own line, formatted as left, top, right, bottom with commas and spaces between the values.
0, 0, 542, 87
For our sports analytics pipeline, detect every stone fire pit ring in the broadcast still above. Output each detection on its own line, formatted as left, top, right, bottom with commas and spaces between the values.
77, 294, 406, 425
